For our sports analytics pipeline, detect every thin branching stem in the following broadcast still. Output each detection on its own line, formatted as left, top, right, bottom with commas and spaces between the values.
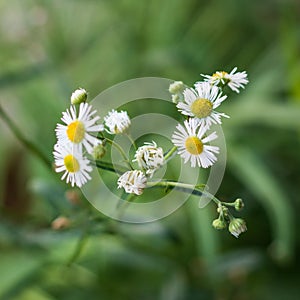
0, 104, 52, 168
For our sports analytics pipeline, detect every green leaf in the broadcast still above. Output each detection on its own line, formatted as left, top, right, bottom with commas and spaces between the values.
228, 146, 294, 262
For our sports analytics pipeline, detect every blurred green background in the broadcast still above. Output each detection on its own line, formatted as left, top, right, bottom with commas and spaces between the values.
0, 0, 300, 299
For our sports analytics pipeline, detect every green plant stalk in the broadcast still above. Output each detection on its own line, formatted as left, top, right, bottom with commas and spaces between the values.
93, 159, 128, 175
147, 180, 220, 205
104, 137, 133, 170
164, 146, 177, 161
0, 104, 52, 168
126, 133, 137, 150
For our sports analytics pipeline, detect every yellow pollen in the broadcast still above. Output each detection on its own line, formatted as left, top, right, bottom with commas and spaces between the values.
212, 71, 227, 79
64, 154, 80, 173
67, 120, 85, 143
185, 136, 203, 155
190, 98, 213, 118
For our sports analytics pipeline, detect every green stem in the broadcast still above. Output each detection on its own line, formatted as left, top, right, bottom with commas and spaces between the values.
93, 160, 128, 175
67, 227, 90, 266
0, 104, 52, 168
164, 146, 177, 161
105, 137, 133, 170
126, 134, 137, 150
147, 180, 220, 205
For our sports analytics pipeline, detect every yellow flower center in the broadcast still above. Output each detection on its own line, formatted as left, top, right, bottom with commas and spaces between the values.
212, 71, 227, 79
67, 120, 85, 143
190, 98, 213, 118
64, 154, 80, 173
185, 136, 203, 155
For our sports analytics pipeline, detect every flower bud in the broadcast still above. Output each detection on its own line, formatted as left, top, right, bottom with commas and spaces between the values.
229, 218, 247, 238
212, 218, 227, 230
172, 94, 180, 104
234, 198, 244, 211
133, 141, 164, 178
169, 81, 184, 94
217, 205, 228, 215
71, 88, 87, 105
92, 143, 106, 160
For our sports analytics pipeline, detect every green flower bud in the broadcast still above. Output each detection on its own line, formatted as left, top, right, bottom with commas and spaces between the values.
172, 94, 180, 104
92, 143, 106, 160
229, 218, 247, 238
217, 205, 228, 216
71, 88, 87, 105
169, 81, 184, 94
234, 198, 244, 211
212, 218, 227, 230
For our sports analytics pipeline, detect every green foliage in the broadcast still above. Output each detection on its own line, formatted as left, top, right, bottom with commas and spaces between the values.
0, 0, 300, 299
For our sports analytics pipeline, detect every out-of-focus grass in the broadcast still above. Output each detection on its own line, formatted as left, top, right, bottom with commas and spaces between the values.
0, 0, 300, 299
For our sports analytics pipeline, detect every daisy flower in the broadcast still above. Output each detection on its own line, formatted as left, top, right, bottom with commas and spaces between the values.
133, 141, 164, 177
201, 67, 249, 93
104, 109, 131, 134
177, 82, 228, 127
172, 118, 219, 168
55, 103, 104, 154
53, 143, 92, 187
117, 170, 147, 195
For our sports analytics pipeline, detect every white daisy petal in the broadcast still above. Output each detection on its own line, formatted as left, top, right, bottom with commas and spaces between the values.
171, 119, 219, 168
55, 103, 104, 154
201, 67, 249, 93
117, 170, 147, 195
133, 141, 164, 178
104, 109, 131, 134
53, 143, 92, 188
177, 83, 228, 128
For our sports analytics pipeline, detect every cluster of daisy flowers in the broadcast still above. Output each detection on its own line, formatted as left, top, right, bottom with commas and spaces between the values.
53, 67, 249, 237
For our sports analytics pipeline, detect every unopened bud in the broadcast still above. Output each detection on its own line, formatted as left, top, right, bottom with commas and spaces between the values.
172, 94, 180, 104
212, 218, 227, 230
229, 218, 247, 238
71, 88, 87, 105
234, 198, 244, 211
217, 205, 228, 215
92, 143, 106, 160
169, 81, 184, 94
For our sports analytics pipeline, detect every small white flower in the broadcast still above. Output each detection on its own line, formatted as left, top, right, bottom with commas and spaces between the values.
177, 82, 228, 127
55, 103, 104, 154
117, 170, 147, 195
53, 143, 92, 187
71, 88, 87, 105
104, 109, 131, 134
201, 67, 249, 93
133, 141, 164, 177
172, 118, 219, 168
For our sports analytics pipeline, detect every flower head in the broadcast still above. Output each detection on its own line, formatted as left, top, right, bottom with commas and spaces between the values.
104, 109, 131, 134
117, 170, 147, 195
177, 82, 228, 127
71, 88, 88, 105
133, 141, 164, 177
53, 143, 92, 187
229, 218, 247, 238
55, 103, 104, 154
201, 67, 249, 93
172, 118, 219, 168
